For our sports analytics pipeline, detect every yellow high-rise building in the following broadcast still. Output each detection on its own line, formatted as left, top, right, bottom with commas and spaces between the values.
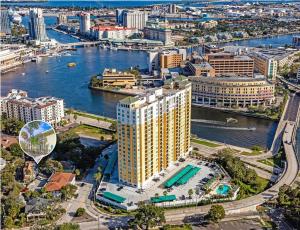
117, 78, 192, 188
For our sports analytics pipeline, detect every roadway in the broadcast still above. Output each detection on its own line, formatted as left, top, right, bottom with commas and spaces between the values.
165, 121, 299, 223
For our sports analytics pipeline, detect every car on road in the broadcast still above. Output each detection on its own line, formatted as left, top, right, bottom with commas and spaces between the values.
117, 186, 124, 191
80, 182, 85, 187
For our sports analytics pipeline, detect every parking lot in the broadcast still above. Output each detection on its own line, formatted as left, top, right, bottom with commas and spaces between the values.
98, 157, 226, 208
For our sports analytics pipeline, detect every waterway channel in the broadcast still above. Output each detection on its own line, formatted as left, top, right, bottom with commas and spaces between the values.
3, 16, 300, 149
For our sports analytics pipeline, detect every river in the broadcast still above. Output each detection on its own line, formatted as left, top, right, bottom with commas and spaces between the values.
5, 16, 300, 149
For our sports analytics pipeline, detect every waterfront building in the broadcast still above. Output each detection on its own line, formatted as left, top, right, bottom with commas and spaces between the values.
293, 36, 300, 47
0, 47, 34, 74
297, 67, 300, 82
1, 89, 64, 125
117, 77, 192, 188
249, 49, 300, 80
205, 52, 254, 77
28, 8, 48, 41
147, 51, 160, 73
90, 26, 137, 40
144, 19, 173, 46
168, 4, 178, 14
160, 49, 186, 69
57, 14, 68, 25
116, 9, 125, 25
79, 12, 90, 35
187, 62, 215, 77
0, 9, 11, 35
121, 10, 148, 30
189, 75, 275, 108
97, 68, 136, 87
147, 48, 186, 72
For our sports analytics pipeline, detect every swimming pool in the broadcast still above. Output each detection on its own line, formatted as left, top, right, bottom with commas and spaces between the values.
216, 184, 230, 195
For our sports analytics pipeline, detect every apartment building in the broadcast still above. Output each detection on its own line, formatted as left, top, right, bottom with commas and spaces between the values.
99, 68, 136, 87
206, 52, 254, 77
1, 89, 64, 125
118, 10, 148, 30
117, 77, 192, 188
144, 20, 173, 46
189, 75, 275, 108
186, 62, 215, 77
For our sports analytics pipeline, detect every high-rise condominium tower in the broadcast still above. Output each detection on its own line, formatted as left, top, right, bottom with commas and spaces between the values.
28, 8, 48, 41
117, 78, 192, 188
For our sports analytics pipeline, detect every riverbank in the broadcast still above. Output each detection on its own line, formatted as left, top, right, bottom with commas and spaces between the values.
89, 86, 143, 96
192, 103, 279, 121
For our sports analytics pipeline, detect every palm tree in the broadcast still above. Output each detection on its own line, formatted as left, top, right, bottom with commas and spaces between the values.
94, 172, 102, 186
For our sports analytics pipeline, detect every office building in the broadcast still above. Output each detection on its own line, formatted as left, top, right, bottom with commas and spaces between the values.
144, 20, 173, 46
206, 52, 254, 77
121, 10, 148, 30
187, 62, 215, 77
249, 49, 300, 80
0, 9, 11, 35
117, 77, 192, 188
1, 89, 64, 125
249, 52, 278, 81
90, 26, 137, 40
28, 8, 48, 41
116, 9, 125, 25
79, 12, 90, 34
147, 51, 160, 73
57, 14, 68, 25
189, 75, 275, 108
97, 68, 136, 87
168, 4, 178, 14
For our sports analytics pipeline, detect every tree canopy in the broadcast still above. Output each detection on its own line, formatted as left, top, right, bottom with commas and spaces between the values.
207, 205, 225, 223
129, 204, 166, 229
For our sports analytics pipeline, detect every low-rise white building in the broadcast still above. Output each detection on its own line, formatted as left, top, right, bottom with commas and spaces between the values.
90, 26, 137, 40
1, 89, 64, 125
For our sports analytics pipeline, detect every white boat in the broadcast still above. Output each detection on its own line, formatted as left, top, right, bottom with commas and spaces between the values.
45, 70, 49, 73
21, 72, 25, 76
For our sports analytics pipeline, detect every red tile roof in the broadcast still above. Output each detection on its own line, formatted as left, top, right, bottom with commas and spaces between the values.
44, 172, 75, 192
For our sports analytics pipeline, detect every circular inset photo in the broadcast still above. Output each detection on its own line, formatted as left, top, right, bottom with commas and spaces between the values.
19, 120, 57, 163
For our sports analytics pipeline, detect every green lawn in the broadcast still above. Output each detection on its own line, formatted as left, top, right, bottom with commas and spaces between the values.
71, 125, 113, 140
240, 150, 262, 156
258, 154, 283, 168
67, 109, 116, 125
191, 139, 221, 148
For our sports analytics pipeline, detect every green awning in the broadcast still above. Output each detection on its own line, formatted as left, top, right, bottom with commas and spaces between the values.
151, 195, 176, 203
164, 164, 194, 188
176, 167, 201, 185
102, 192, 126, 203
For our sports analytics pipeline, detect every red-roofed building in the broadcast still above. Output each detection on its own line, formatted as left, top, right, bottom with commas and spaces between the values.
44, 172, 76, 192
90, 26, 137, 40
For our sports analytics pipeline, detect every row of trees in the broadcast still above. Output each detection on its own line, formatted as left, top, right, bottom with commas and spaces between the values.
129, 204, 225, 229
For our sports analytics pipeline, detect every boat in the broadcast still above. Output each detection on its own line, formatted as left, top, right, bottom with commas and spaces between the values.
46, 70, 49, 73
21, 72, 25, 76
67, 62, 76, 67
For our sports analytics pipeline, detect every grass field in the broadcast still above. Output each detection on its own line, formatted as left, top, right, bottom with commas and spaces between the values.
240, 150, 262, 156
67, 109, 116, 125
191, 139, 221, 148
71, 125, 114, 140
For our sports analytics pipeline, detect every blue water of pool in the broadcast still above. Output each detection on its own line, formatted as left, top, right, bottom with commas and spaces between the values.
216, 184, 230, 195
